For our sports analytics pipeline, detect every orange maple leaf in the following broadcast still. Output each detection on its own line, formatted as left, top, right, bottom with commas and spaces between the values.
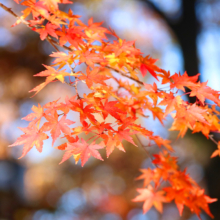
211, 141, 220, 158
42, 112, 74, 145
190, 81, 220, 106
133, 185, 167, 213
59, 138, 104, 166
159, 93, 183, 116
79, 67, 109, 89
170, 71, 199, 91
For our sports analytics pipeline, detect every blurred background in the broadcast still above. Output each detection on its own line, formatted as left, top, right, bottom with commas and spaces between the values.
0, 0, 220, 219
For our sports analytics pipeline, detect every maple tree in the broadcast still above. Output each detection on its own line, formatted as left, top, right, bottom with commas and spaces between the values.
1, 0, 220, 219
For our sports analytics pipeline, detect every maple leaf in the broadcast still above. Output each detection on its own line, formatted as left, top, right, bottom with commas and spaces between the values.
40, 0, 72, 10
140, 63, 159, 81
9, 125, 49, 158
79, 67, 109, 89
100, 100, 126, 120
104, 38, 140, 57
172, 103, 208, 128
70, 99, 98, 124
50, 51, 74, 68
90, 122, 113, 135
55, 95, 78, 115
152, 151, 178, 171
56, 135, 79, 150
34, 64, 78, 83
211, 141, 220, 158
40, 0, 60, 10
43, 99, 61, 115
153, 136, 173, 151
159, 93, 183, 116
83, 17, 110, 42
164, 187, 186, 216
190, 81, 220, 106
37, 23, 59, 40
72, 121, 91, 136
59, 138, 104, 166
77, 50, 106, 67
56, 135, 80, 164
21, 0, 49, 19
185, 189, 217, 219
56, 26, 85, 48
136, 169, 155, 187
116, 128, 137, 147
42, 112, 75, 145
170, 71, 199, 91
140, 56, 161, 81
29, 65, 79, 95
169, 118, 189, 138
157, 69, 171, 84
150, 106, 164, 124
133, 185, 167, 213
182, 104, 208, 127
22, 103, 44, 126
101, 131, 125, 158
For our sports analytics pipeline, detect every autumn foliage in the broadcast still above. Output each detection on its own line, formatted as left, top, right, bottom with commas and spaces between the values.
2, 0, 220, 219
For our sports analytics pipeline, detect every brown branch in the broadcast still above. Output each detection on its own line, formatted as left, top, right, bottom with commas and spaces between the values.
0, 3, 29, 26
105, 66, 144, 86
0, 3, 22, 19
47, 37, 59, 52
209, 134, 219, 145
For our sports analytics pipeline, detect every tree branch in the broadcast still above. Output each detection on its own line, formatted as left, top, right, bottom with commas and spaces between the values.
0, 3, 146, 86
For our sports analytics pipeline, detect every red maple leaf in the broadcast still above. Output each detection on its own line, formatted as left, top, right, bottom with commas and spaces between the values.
37, 23, 58, 40
70, 99, 97, 124
56, 26, 85, 48
100, 100, 126, 120
140, 56, 160, 81
140, 63, 159, 81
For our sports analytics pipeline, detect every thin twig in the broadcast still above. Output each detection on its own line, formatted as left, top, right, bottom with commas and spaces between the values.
47, 33, 81, 99
47, 37, 60, 52
209, 134, 219, 145
0, 3, 28, 24
134, 134, 156, 166
73, 80, 80, 99
105, 66, 144, 86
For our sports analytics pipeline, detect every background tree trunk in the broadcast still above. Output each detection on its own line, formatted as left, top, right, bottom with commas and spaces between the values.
140, 0, 199, 103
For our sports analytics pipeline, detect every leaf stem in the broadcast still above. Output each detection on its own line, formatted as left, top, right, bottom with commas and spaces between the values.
134, 134, 157, 167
